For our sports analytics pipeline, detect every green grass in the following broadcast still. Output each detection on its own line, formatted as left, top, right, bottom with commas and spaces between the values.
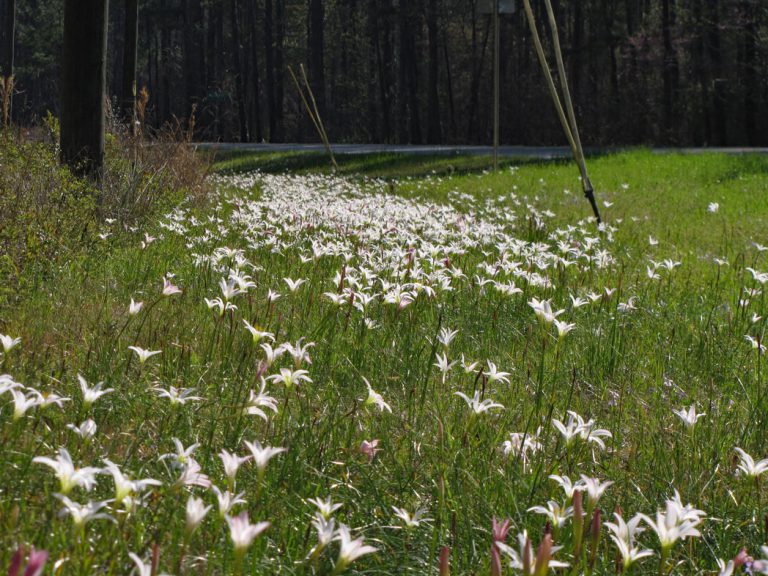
2, 150, 768, 575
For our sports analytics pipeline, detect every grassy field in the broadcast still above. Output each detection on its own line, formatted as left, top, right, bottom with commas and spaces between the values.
2, 150, 768, 575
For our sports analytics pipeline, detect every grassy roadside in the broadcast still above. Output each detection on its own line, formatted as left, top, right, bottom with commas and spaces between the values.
2, 149, 768, 574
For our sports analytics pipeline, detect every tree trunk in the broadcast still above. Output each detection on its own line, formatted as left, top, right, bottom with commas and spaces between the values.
183, 0, 204, 122
230, 0, 249, 141
274, 0, 286, 141
0, 0, 14, 77
742, 0, 758, 145
265, 0, 276, 140
661, 0, 679, 142
0, 0, 15, 125
707, 0, 727, 145
426, 0, 441, 143
367, 0, 380, 140
60, 0, 109, 179
120, 0, 139, 128
307, 0, 326, 119
248, 0, 263, 142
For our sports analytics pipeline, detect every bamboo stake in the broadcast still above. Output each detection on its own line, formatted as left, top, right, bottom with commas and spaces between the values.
288, 64, 338, 171
521, 0, 602, 224
541, 0, 601, 224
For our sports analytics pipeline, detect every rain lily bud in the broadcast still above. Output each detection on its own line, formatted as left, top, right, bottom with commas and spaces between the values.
533, 534, 553, 576
491, 518, 511, 576
572, 490, 584, 559
522, 536, 533, 576
589, 508, 602, 569
439, 547, 450, 576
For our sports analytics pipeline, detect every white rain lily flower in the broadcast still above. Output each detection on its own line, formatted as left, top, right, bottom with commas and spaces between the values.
282, 338, 315, 366
434, 352, 457, 383
266, 289, 282, 303
324, 292, 349, 307
33, 448, 101, 494
746, 268, 768, 284
128, 346, 162, 365
162, 277, 182, 296
266, 367, 312, 388
333, 524, 378, 572
570, 294, 590, 308
309, 513, 336, 556
673, 405, 705, 428
460, 355, 480, 374
0, 334, 21, 353
502, 430, 542, 472
205, 297, 237, 316
9, 388, 41, 420
579, 475, 613, 508
243, 320, 275, 344
102, 460, 161, 507
162, 437, 199, 466
436, 327, 458, 348
746, 335, 766, 353
528, 297, 564, 325
243, 379, 279, 420
219, 278, 242, 301
553, 319, 576, 339
454, 391, 504, 415
67, 419, 97, 441
154, 386, 202, 407
309, 496, 343, 520
605, 513, 653, 570
77, 375, 114, 408
227, 512, 270, 554
751, 546, 768, 574
484, 360, 510, 384
549, 474, 581, 500
174, 458, 211, 489
528, 500, 573, 528
392, 506, 432, 528
0, 374, 20, 395
640, 493, 705, 551
185, 495, 212, 536
243, 440, 286, 474
362, 377, 392, 413
259, 342, 285, 367
552, 410, 612, 449
283, 277, 307, 293
55, 495, 114, 529
219, 449, 251, 488
128, 299, 144, 316
212, 486, 247, 519
734, 447, 768, 479
33, 390, 70, 410
617, 297, 638, 313
708, 202, 720, 213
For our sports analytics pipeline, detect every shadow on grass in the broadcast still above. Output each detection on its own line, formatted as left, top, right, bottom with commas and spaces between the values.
210, 150, 579, 179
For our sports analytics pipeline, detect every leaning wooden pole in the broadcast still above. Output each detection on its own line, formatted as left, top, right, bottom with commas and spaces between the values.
541, 0, 601, 224
521, 0, 602, 224
289, 64, 337, 171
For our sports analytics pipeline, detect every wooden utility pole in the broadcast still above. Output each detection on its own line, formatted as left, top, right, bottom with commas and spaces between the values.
60, 0, 109, 178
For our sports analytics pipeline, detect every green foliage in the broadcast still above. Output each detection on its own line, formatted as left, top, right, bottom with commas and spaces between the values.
0, 135, 97, 305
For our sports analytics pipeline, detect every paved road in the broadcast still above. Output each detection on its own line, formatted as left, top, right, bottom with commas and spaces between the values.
195, 142, 768, 158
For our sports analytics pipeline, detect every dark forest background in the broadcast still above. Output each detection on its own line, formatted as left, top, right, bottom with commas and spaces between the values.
5, 0, 768, 145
